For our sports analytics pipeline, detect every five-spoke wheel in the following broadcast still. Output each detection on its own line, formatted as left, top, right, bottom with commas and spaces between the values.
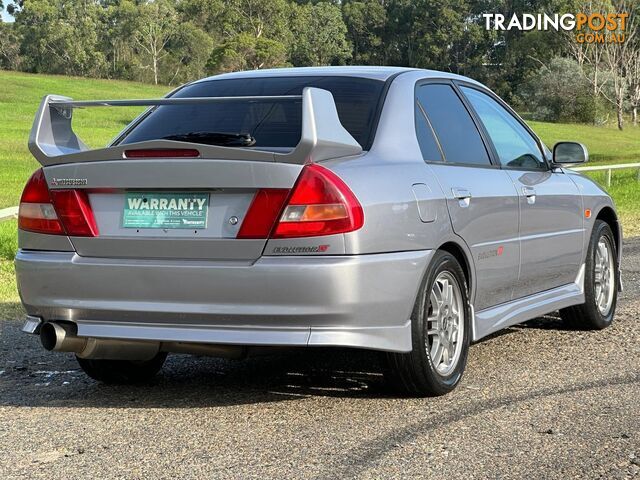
560, 219, 618, 329
426, 271, 464, 376
386, 250, 470, 397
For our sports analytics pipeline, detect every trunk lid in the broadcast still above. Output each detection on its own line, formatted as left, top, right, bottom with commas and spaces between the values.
43, 159, 302, 261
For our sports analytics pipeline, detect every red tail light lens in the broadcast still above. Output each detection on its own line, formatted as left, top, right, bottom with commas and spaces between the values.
49, 190, 99, 236
236, 189, 290, 239
18, 168, 98, 237
273, 164, 363, 238
19, 169, 64, 235
237, 164, 363, 240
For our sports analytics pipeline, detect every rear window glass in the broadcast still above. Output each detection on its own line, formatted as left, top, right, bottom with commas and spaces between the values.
120, 76, 385, 150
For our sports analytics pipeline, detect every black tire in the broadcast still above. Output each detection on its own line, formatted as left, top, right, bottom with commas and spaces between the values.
560, 220, 618, 330
76, 353, 167, 384
385, 250, 471, 397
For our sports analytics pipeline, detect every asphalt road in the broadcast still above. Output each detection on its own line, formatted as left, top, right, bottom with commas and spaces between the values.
1, 240, 639, 479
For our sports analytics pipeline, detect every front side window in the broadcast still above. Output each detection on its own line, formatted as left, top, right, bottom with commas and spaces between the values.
416, 84, 491, 166
461, 86, 545, 170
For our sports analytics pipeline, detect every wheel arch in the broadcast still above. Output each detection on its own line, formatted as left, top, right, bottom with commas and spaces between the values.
438, 241, 473, 297
595, 206, 621, 255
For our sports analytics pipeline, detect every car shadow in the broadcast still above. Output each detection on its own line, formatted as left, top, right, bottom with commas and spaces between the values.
0, 339, 394, 408
0, 310, 593, 409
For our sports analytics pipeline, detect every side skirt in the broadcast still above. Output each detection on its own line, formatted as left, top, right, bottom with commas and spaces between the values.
472, 264, 585, 341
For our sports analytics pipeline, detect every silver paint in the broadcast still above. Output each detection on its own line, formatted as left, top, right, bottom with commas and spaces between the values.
16, 67, 621, 354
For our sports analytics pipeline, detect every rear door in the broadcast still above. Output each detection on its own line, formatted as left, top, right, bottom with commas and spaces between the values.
460, 85, 583, 297
415, 82, 520, 311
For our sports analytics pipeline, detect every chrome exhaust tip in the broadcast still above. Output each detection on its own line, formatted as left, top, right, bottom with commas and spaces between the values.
40, 322, 87, 352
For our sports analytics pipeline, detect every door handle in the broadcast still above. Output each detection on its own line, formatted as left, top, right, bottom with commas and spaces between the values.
452, 188, 471, 207
522, 186, 536, 204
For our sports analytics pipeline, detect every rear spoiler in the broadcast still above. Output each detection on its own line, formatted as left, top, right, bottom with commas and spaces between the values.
28, 87, 362, 166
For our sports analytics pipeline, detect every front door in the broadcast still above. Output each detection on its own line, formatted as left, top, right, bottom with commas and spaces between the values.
415, 82, 520, 311
459, 85, 584, 298
507, 170, 583, 296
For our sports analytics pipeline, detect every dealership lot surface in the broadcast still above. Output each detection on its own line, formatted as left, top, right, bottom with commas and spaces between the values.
1, 239, 639, 479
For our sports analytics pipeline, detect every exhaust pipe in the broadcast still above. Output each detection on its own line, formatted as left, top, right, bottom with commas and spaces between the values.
39, 322, 252, 360
40, 322, 160, 361
40, 322, 87, 353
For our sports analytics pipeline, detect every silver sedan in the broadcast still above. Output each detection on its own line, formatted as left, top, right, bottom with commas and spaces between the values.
16, 67, 621, 396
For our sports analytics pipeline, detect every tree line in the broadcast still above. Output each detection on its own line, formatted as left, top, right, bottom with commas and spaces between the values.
0, 0, 638, 128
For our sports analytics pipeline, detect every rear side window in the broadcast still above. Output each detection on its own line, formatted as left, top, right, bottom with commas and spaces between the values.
121, 76, 385, 150
416, 84, 491, 166
415, 102, 443, 162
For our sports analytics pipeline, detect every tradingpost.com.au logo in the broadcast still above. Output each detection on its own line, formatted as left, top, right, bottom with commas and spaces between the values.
482, 12, 629, 44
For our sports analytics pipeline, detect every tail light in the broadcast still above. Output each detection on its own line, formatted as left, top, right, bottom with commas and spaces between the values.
237, 164, 363, 239
18, 169, 98, 237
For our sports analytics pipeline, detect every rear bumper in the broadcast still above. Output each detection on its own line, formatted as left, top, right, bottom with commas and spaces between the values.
15, 249, 432, 352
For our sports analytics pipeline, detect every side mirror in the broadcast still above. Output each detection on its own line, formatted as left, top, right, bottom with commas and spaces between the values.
552, 142, 588, 165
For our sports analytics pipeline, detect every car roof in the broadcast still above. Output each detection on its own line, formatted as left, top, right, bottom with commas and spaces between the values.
193, 66, 482, 85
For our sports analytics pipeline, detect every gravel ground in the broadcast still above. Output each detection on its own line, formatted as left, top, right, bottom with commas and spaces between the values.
1, 239, 638, 479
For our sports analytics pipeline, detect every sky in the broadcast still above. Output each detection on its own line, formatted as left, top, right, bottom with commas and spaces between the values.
2, 6, 14, 23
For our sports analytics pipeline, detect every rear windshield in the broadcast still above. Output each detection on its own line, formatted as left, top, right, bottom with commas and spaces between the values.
120, 76, 385, 150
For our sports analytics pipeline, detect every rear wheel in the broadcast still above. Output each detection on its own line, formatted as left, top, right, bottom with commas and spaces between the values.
386, 250, 470, 397
76, 353, 167, 384
560, 220, 618, 329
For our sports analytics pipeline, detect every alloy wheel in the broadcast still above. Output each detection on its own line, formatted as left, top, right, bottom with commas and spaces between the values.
594, 236, 615, 316
425, 271, 465, 376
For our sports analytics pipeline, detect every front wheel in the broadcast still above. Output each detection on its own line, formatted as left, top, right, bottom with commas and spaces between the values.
385, 250, 471, 397
560, 220, 618, 329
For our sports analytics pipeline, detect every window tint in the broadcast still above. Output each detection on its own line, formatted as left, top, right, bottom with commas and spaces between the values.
415, 102, 443, 162
461, 86, 545, 170
416, 84, 491, 166
121, 76, 385, 149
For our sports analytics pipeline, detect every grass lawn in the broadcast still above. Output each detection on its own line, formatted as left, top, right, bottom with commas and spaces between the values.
528, 121, 640, 166
0, 70, 168, 209
0, 71, 638, 307
0, 219, 20, 315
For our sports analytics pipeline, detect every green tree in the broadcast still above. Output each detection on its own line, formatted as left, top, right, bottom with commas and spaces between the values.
163, 22, 214, 84
14, 0, 106, 76
485, 0, 575, 103
177, 0, 226, 41
100, 0, 140, 80
0, 23, 22, 70
208, 32, 287, 72
386, 0, 494, 74
290, 1, 351, 66
520, 56, 598, 122
220, 0, 292, 44
342, 0, 386, 64
133, 0, 178, 84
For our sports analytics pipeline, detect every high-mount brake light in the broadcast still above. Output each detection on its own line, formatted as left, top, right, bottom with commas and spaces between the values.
124, 148, 200, 158
18, 168, 99, 237
236, 164, 364, 240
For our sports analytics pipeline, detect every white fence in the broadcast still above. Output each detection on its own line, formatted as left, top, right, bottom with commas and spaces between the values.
572, 162, 640, 187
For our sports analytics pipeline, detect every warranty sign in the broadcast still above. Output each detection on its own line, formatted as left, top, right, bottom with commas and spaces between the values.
122, 192, 209, 229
